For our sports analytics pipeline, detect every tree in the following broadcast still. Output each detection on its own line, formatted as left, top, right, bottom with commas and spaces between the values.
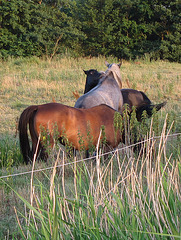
72, 0, 180, 61
0, 0, 180, 61
0, 0, 84, 59
151, 0, 181, 61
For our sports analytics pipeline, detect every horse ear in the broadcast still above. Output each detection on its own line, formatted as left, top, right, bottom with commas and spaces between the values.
105, 61, 109, 67
83, 70, 88, 75
118, 60, 122, 68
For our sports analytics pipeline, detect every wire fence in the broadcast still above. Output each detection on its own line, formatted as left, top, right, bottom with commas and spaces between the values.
0, 132, 180, 180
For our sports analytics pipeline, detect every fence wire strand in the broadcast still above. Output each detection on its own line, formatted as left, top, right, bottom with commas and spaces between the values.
0, 132, 180, 180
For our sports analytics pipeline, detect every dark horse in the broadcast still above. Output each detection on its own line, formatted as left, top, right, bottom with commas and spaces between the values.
83, 69, 166, 121
18, 103, 124, 164
74, 63, 124, 112
83, 69, 105, 94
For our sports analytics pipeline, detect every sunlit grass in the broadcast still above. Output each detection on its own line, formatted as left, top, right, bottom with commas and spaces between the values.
0, 56, 180, 135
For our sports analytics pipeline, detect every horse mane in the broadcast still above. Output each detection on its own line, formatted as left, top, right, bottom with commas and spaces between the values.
105, 63, 122, 89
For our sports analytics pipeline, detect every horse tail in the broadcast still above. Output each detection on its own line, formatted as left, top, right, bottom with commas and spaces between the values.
136, 101, 166, 122
18, 105, 38, 164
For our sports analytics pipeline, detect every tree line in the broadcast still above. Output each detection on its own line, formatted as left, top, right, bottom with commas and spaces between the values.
0, 0, 180, 62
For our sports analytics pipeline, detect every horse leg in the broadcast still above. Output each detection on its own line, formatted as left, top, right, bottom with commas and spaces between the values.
86, 150, 89, 158
39, 144, 48, 162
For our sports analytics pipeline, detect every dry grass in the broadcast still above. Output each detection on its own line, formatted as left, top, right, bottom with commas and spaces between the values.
0, 56, 180, 135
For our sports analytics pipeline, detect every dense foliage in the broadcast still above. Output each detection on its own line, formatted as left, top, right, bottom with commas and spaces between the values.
0, 0, 180, 61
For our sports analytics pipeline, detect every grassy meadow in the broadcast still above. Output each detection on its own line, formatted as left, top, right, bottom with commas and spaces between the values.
0, 55, 181, 239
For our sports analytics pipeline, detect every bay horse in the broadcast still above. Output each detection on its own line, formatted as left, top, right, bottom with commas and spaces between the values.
74, 62, 123, 112
83, 69, 166, 121
18, 103, 124, 164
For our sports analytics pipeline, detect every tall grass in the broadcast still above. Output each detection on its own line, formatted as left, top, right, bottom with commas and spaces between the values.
3, 117, 180, 239
0, 135, 23, 168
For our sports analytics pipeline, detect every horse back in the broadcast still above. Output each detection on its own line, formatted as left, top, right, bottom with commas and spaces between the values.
34, 103, 74, 134
121, 89, 151, 108
34, 103, 121, 150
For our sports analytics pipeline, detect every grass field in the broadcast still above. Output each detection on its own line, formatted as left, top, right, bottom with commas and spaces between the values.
0, 56, 181, 136
0, 56, 181, 239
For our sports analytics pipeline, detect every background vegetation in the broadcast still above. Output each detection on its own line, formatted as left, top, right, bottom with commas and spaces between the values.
0, 0, 181, 62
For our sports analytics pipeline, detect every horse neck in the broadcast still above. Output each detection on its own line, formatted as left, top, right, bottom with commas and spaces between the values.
101, 76, 120, 89
112, 71, 122, 89
105, 65, 122, 88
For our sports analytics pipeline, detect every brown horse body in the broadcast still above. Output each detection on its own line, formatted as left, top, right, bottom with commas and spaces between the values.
19, 103, 123, 164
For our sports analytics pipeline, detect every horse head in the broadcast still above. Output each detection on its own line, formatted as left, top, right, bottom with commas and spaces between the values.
105, 60, 122, 68
105, 61, 122, 89
83, 69, 104, 94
